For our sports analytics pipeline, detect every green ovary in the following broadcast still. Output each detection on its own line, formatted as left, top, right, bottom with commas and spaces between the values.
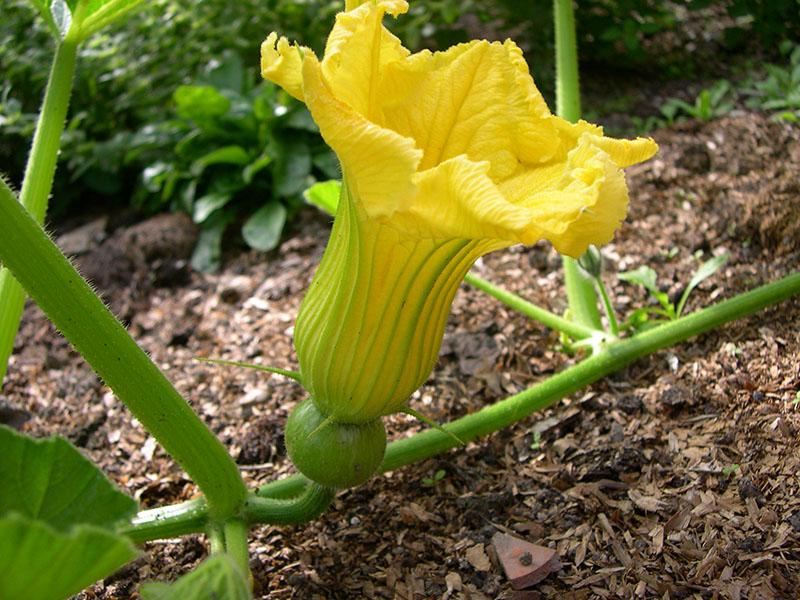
293, 182, 494, 424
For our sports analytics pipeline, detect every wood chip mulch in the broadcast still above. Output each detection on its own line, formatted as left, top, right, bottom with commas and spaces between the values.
2, 112, 799, 599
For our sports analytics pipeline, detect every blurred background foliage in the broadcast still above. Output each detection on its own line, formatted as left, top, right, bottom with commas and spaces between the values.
1, 0, 799, 268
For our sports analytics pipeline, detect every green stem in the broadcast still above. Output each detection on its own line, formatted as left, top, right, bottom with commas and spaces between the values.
554, 0, 581, 122
125, 484, 336, 543
257, 271, 800, 498
464, 272, 595, 340
0, 36, 79, 385
243, 484, 335, 525
0, 180, 247, 520
207, 521, 225, 555
124, 498, 208, 544
553, 0, 602, 331
222, 519, 251, 580
594, 276, 619, 337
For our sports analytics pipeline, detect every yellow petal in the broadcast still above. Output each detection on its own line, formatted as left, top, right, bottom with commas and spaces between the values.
511, 134, 635, 257
260, 32, 307, 102
302, 55, 422, 218
390, 156, 538, 244
322, 1, 409, 117
586, 135, 658, 168
345, 0, 408, 15
378, 39, 559, 180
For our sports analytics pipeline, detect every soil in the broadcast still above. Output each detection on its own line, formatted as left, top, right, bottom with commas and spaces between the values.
2, 112, 799, 599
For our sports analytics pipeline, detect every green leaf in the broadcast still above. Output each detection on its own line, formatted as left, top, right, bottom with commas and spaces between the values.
0, 514, 137, 600
191, 212, 233, 273
619, 265, 659, 295
140, 555, 252, 600
174, 86, 230, 122
303, 180, 341, 216
0, 425, 136, 531
272, 138, 311, 197
193, 192, 232, 224
0, 427, 138, 600
51, 0, 72, 38
190, 146, 250, 178
78, 0, 148, 40
242, 202, 286, 252
676, 252, 729, 316
242, 154, 272, 184
201, 51, 245, 93
142, 161, 174, 194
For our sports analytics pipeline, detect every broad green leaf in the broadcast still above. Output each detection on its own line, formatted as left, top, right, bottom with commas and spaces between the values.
190, 146, 250, 178
142, 161, 174, 194
191, 212, 233, 273
273, 138, 311, 197
193, 192, 232, 224
140, 555, 251, 600
174, 86, 230, 122
242, 202, 286, 252
242, 154, 272, 184
303, 180, 341, 216
0, 514, 137, 600
202, 51, 244, 93
676, 252, 729, 316
0, 425, 136, 531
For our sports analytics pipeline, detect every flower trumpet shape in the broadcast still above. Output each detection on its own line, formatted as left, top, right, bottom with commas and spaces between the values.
262, 0, 657, 425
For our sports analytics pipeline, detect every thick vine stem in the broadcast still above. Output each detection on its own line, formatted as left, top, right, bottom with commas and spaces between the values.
0, 179, 247, 520
243, 484, 335, 526
125, 498, 208, 544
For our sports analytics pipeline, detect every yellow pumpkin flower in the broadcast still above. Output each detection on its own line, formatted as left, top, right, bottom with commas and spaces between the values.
262, 0, 657, 424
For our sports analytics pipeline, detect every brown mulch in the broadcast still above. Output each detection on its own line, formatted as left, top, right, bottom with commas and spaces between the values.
2, 112, 799, 599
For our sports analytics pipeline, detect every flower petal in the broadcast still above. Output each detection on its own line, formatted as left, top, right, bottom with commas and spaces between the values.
322, 1, 409, 117
391, 156, 539, 244
511, 134, 639, 257
378, 39, 559, 180
260, 32, 307, 102
302, 55, 422, 218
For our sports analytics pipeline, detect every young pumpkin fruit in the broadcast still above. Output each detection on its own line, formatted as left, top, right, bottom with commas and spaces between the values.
285, 399, 386, 488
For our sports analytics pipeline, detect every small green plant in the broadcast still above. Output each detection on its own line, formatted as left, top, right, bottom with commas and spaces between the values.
744, 42, 800, 122
421, 469, 447, 487
722, 464, 740, 477
530, 431, 543, 451
660, 80, 735, 124
126, 53, 337, 272
619, 253, 729, 332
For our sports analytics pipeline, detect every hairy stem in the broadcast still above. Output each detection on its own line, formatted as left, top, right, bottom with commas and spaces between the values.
0, 179, 247, 520
0, 36, 79, 384
125, 484, 336, 543
553, 0, 602, 331
594, 276, 620, 337
464, 272, 595, 340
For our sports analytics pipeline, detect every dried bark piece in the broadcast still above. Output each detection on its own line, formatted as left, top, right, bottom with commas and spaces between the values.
491, 532, 561, 589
